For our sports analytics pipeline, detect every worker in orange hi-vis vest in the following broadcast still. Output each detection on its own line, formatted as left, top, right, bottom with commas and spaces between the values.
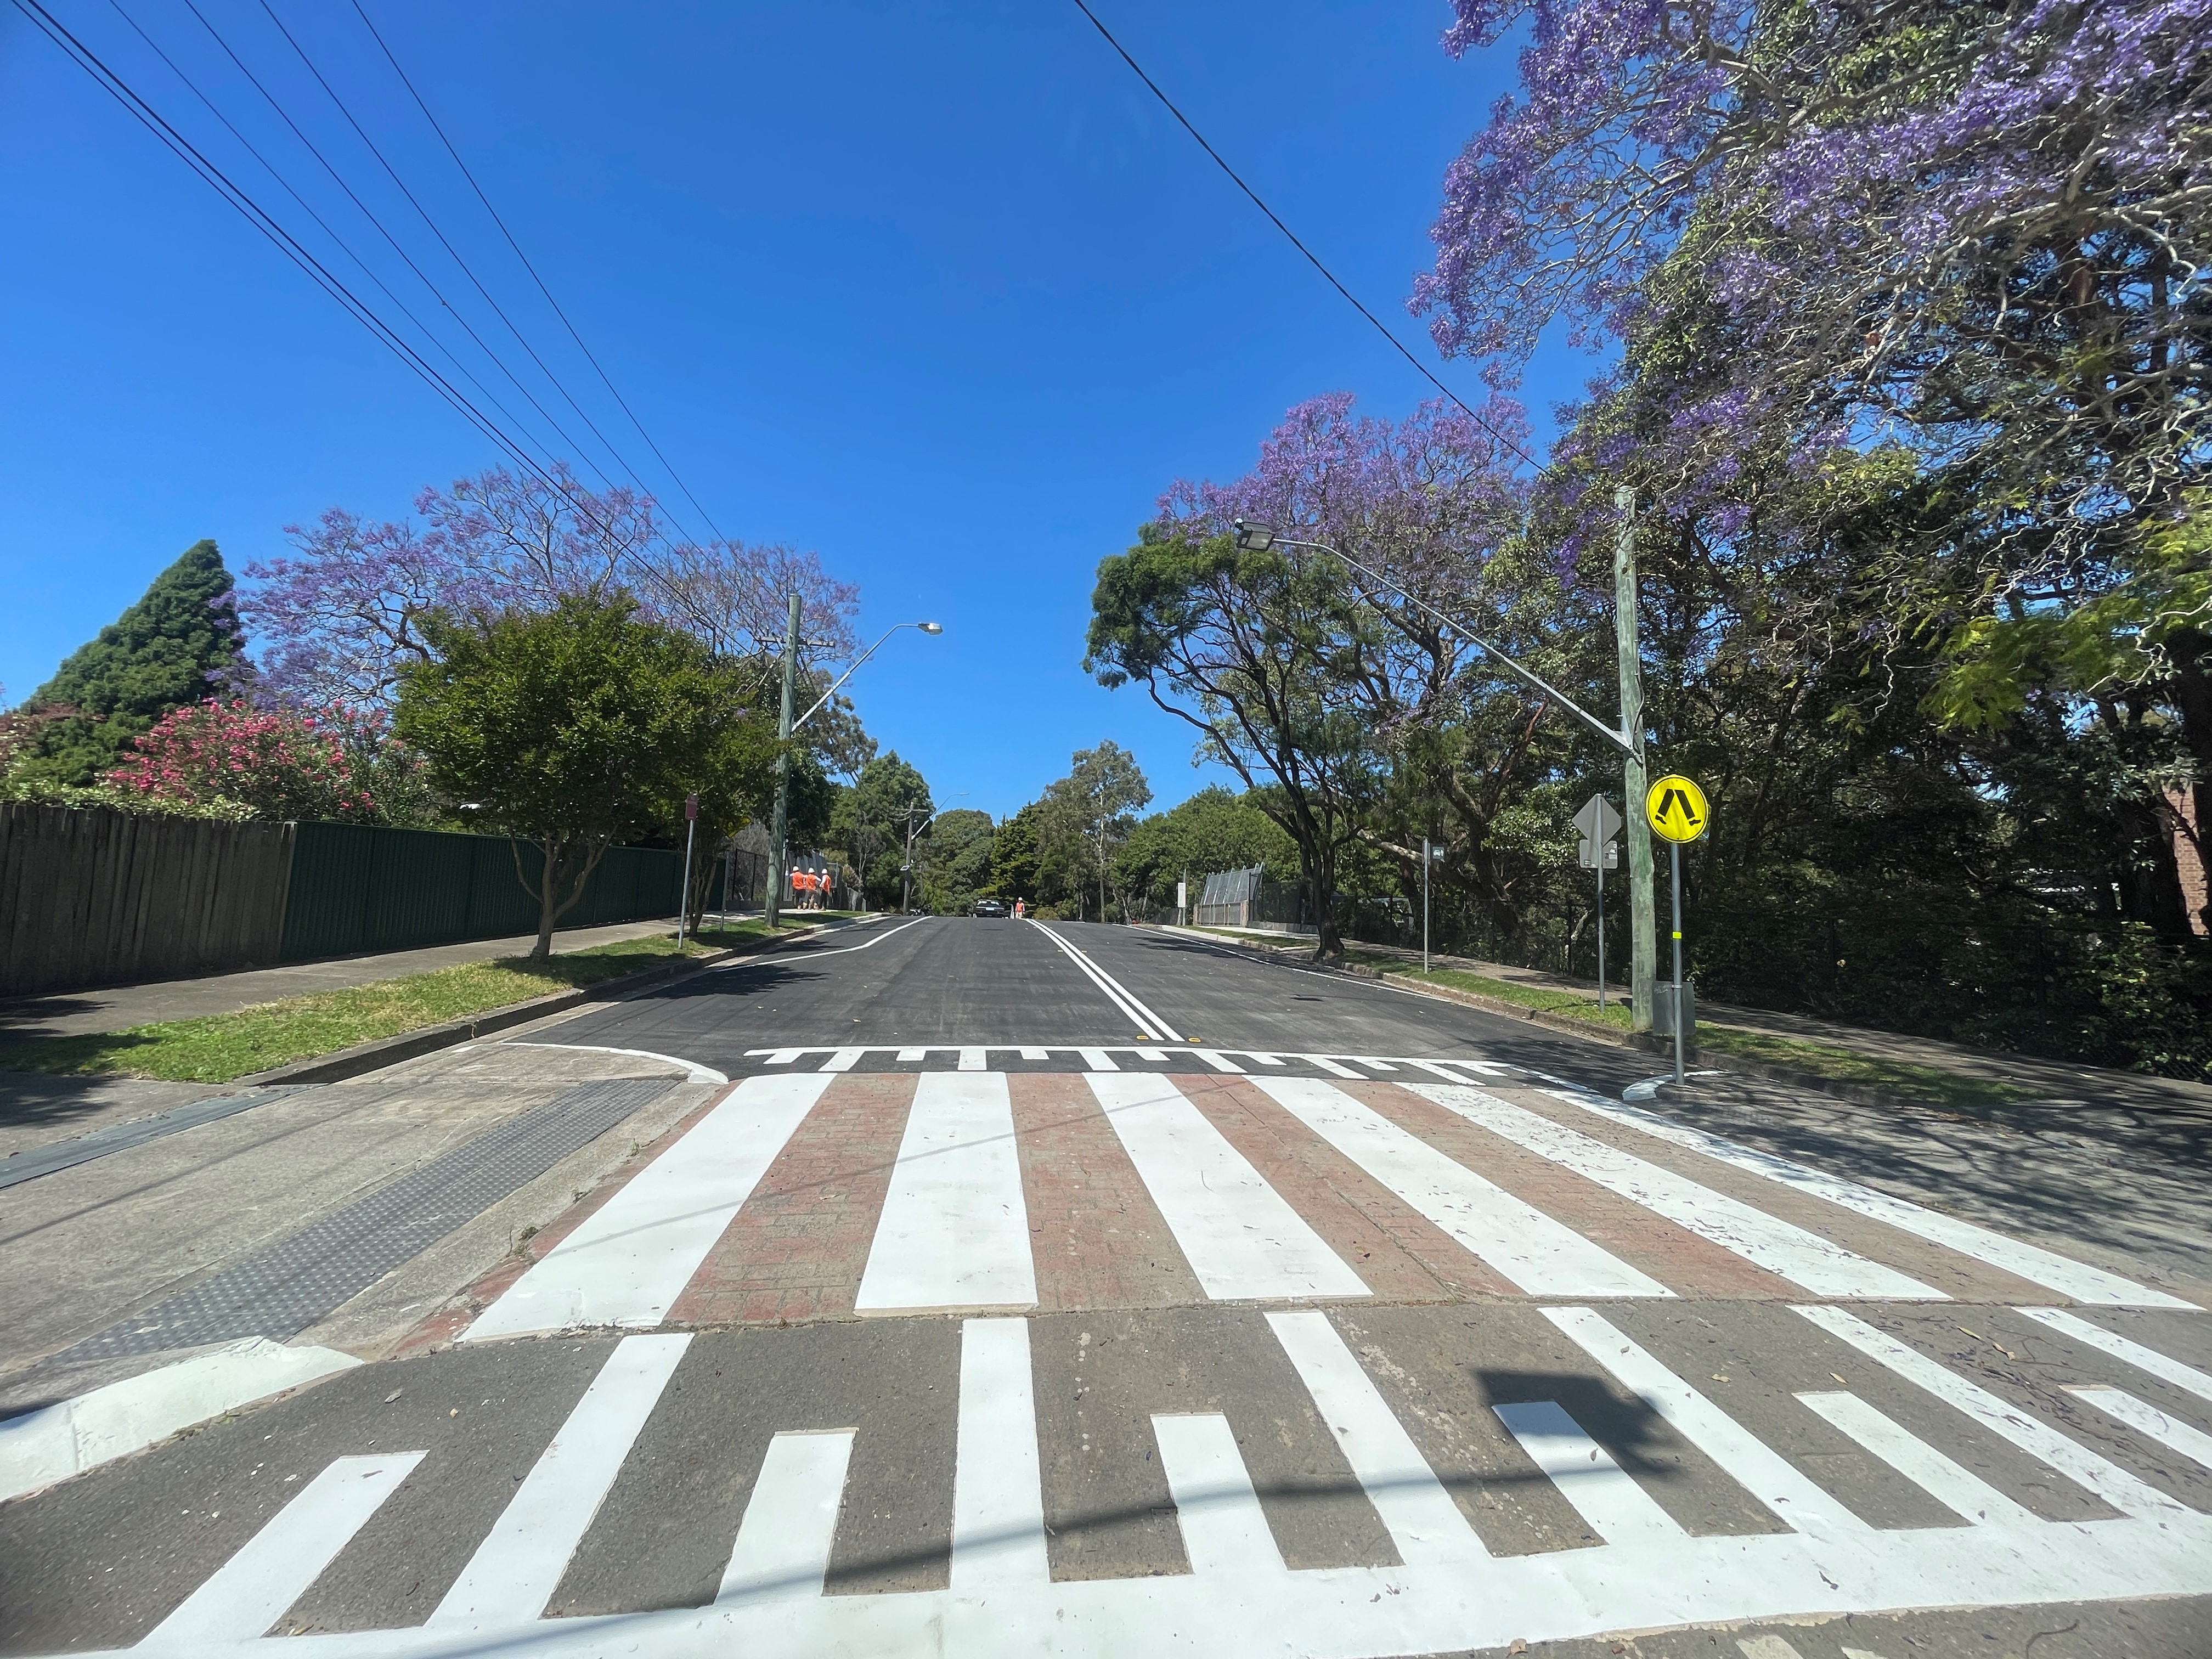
1014, 898, 1025, 919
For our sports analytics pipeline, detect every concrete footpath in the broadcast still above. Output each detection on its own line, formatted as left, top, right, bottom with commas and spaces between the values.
0, 916, 687, 1042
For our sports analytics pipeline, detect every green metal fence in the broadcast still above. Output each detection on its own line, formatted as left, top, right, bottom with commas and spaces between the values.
278, 822, 695, 961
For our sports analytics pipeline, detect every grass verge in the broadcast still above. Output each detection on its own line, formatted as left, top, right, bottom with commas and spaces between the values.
0, 926, 812, 1085
1388, 966, 2025, 1110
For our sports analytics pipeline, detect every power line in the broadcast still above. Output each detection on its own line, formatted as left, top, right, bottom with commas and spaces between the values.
103, 0, 576, 482
1065, 0, 1548, 481
174, 0, 634, 511
251, 0, 707, 549
348, 0, 732, 546
12, 0, 552, 487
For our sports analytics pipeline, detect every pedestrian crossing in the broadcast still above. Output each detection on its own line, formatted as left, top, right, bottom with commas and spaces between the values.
32, 1298, 2212, 1656
454, 1064, 2195, 1339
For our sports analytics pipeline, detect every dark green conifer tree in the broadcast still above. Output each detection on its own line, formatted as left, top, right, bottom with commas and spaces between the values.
20, 540, 246, 785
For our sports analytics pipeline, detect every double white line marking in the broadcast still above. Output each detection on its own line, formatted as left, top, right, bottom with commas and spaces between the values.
1028, 922, 1184, 1041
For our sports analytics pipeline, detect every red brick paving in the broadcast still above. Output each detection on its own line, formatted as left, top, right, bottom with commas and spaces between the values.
1175, 1073, 1503, 1300
1484, 1083, 2066, 1304
666, 1073, 913, 1326
1011, 1073, 1203, 1312
1345, 1080, 1804, 1300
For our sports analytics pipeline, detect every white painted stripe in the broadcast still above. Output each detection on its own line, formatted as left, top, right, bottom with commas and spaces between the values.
1407, 1059, 1479, 1084
1041, 925, 1186, 1039
952, 1318, 1049, 1588
1794, 1306, 2186, 1520
432, 1333, 691, 1627
958, 1047, 987, 1071
2067, 1386, 2212, 1470
1135, 1047, 1169, 1062
896, 1047, 927, 1063
1027, 922, 1177, 1037
1549, 1307, 1867, 1540
1078, 1048, 1119, 1072
856, 1073, 1037, 1311
1252, 1078, 1670, 1299
1019, 1048, 1048, 1060
1249, 1053, 1285, 1066
1153, 1413, 1286, 1577
0, 1338, 358, 1503
1193, 1049, 1245, 1074
1267, 1310, 1483, 1565
1795, 1391, 2040, 1527
1352, 1057, 1398, 1073
820, 1048, 865, 1073
146, 1451, 421, 1644
718, 1430, 855, 1604
1493, 1400, 1685, 1549
466, 1075, 832, 1339
1417, 1085, 1943, 1300
765, 1049, 803, 1065
1308, 1056, 1364, 1079
1550, 1090, 2193, 1308
1453, 1059, 1513, 1075
2019, 1308, 2212, 1403
1088, 1073, 1368, 1301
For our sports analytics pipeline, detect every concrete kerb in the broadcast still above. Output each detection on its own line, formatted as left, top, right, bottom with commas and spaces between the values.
234, 915, 878, 1090
1143, 924, 1948, 1115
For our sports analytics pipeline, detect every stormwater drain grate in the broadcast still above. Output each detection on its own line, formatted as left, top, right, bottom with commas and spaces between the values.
60, 1075, 674, 1362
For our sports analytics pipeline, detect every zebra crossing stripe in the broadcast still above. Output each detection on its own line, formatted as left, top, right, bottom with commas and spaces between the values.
1795, 1391, 2042, 1528
432, 1334, 691, 1628
466, 1075, 833, 1340
1550, 1307, 1870, 1544
2020, 1308, 2212, 1401
1551, 1091, 2192, 1308
1494, 1399, 1687, 1551
1267, 1310, 1485, 1566
1254, 1077, 1672, 1299
1088, 1073, 1370, 1301
1795, 1306, 2187, 1521
856, 1073, 1037, 1312
1416, 1085, 1944, 1301
718, 1430, 855, 1604
1153, 1412, 1286, 1578
2065, 1385, 2212, 1470
952, 1318, 1051, 1589
143, 1451, 421, 1645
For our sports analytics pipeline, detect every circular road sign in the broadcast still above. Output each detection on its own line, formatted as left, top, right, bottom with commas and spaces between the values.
1644, 774, 1711, 843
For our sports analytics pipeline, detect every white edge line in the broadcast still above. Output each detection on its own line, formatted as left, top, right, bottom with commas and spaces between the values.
500, 1043, 727, 1086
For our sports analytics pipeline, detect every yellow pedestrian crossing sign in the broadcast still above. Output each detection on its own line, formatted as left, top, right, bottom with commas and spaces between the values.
1644, 774, 1709, 843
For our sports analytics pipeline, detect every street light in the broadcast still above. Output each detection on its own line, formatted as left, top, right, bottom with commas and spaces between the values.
1230, 519, 1634, 760
767, 616, 944, 931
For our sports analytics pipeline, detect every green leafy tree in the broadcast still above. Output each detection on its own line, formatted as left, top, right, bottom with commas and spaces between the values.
19, 540, 246, 785
985, 804, 1044, 907
1036, 741, 1152, 921
1116, 786, 1299, 907
395, 595, 751, 958
918, 808, 997, 913
831, 753, 933, 909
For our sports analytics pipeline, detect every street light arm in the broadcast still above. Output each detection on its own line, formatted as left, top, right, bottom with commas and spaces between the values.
1269, 534, 1638, 761
791, 620, 940, 734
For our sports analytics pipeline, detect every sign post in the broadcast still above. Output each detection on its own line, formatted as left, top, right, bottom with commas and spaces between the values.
676, 792, 701, 947
1572, 794, 1623, 1010
1644, 774, 1709, 1084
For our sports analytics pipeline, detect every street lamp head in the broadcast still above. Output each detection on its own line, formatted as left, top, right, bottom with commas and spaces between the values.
918, 622, 943, 634
1231, 518, 1276, 552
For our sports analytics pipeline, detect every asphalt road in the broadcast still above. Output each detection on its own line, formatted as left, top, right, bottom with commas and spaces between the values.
3, 916, 2209, 1659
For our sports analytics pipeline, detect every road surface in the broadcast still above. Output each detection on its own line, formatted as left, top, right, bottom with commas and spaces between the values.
3, 916, 2209, 1659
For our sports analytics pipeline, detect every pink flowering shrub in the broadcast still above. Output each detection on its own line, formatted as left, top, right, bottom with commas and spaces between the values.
105, 699, 381, 823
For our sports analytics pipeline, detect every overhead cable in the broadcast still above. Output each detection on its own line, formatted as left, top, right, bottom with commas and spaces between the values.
1065, 0, 1547, 481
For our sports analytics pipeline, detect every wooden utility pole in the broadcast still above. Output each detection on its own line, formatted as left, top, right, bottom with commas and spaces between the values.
1613, 487, 1656, 1031
765, 592, 802, 932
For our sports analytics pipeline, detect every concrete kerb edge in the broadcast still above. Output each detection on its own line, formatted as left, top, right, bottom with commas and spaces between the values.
234, 916, 877, 1090
1144, 924, 1943, 1115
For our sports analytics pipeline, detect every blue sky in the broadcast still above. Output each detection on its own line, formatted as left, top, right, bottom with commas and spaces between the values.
1, 1, 1589, 821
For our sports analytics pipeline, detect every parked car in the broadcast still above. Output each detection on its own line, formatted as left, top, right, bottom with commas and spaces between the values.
972, 898, 1011, 918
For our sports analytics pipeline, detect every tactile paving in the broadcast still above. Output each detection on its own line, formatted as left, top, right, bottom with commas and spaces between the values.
60, 1076, 674, 1361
